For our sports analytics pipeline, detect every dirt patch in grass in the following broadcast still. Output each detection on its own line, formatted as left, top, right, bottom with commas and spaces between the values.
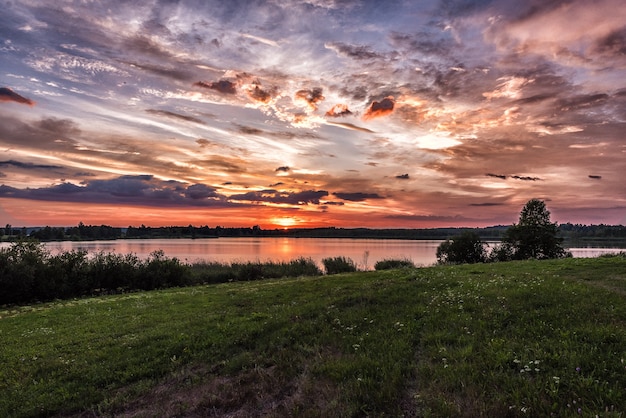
71, 363, 341, 417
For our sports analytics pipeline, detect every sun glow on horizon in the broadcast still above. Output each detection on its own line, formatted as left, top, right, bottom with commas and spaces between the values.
271, 217, 298, 228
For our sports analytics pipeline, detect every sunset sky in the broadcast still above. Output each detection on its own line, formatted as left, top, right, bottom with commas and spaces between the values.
1, 0, 625, 229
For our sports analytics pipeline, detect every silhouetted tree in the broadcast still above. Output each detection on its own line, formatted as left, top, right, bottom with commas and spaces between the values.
436, 231, 487, 264
492, 199, 568, 261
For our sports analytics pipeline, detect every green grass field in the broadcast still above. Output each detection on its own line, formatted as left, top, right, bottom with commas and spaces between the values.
1, 256, 626, 417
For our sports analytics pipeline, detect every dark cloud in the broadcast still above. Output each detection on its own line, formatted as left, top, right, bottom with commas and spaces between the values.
388, 31, 455, 58
0, 160, 63, 170
333, 192, 384, 201
0, 87, 35, 106
275, 166, 290, 173
0, 175, 235, 207
184, 184, 220, 199
248, 85, 272, 103
395, 173, 410, 179
486, 173, 541, 181
588, 175, 602, 179
145, 109, 205, 124
269, 182, 284, 187
194, 79, 237, 94
363, 96, 395, 120
512, 94, 554, 105
37, 118, 81, 136
124, 61, 194, 81
557, 94, 609, 112
124, 35, 174, 59
339, 84, 369, 101
594, 28, 626, 56
295, 88, 325, 110
325, 42, 383, 60
325, 103, 352, 117
229, 189, 328, 205
469, 202, 505, 207
238, 125, 264, 135
511, 175, 541, 181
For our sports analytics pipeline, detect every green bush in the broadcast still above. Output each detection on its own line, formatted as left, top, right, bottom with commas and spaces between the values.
137, 250, 187, 290
322, 256, 357, 274
188, 261, 236, 284
436, 231, 487, 264
0, 240, 48, 304
374, 258, 415, 270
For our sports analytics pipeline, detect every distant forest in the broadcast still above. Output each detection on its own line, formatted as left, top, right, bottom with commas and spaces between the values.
2, 222, 625, 243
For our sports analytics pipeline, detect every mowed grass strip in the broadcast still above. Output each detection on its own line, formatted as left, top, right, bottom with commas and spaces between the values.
1, 256, 625, 417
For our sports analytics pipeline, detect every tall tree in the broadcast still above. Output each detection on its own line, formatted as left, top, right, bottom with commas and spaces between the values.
495, 199, 568, 260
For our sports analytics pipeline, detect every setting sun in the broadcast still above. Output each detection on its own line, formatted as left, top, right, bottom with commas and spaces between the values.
272, 217, 298, 228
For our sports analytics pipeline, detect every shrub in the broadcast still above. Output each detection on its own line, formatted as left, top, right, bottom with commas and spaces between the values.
436, 231, 487, 264
137, 250, 187, 290
286, 257, 323, 277
232, 261, 265, 281
45, 250, 89, 298
322, 256, 357, 274
374, 258, 415, 270
0, 240, 48, 304
88, 251, 140, 292
188, 261, 236, 284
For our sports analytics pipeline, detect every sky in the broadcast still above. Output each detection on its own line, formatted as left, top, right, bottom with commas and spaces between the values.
1, 0, 625, 229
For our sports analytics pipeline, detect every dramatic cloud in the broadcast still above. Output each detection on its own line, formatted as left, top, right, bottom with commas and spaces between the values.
0, 0, 624, 227
0, 87, 35, 106
363, 97, 395, 120
229, 189, 328, 205
247, 85, 272, 103
295, 88, 325, 109
194, 80, 237, 94
325, 104, 352, 117
0, 175, 233, 207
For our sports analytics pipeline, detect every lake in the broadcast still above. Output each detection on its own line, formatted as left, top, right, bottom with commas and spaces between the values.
3, 238, 624, 269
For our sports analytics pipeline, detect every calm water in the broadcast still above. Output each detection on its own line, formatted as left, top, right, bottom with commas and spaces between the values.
3, 238, 624, 269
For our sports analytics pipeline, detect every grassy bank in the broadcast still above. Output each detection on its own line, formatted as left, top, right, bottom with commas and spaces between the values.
1, 256, 625, 417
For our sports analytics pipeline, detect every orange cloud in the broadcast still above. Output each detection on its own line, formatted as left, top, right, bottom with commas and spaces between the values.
295, 87, 324, 110
363, 96, 394, 120
0, 87, 35, 106
325, 103, 352, 117
247, 85, 272, 103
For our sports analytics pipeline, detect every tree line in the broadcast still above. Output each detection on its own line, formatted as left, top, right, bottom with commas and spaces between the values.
3, 220, 624, 242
